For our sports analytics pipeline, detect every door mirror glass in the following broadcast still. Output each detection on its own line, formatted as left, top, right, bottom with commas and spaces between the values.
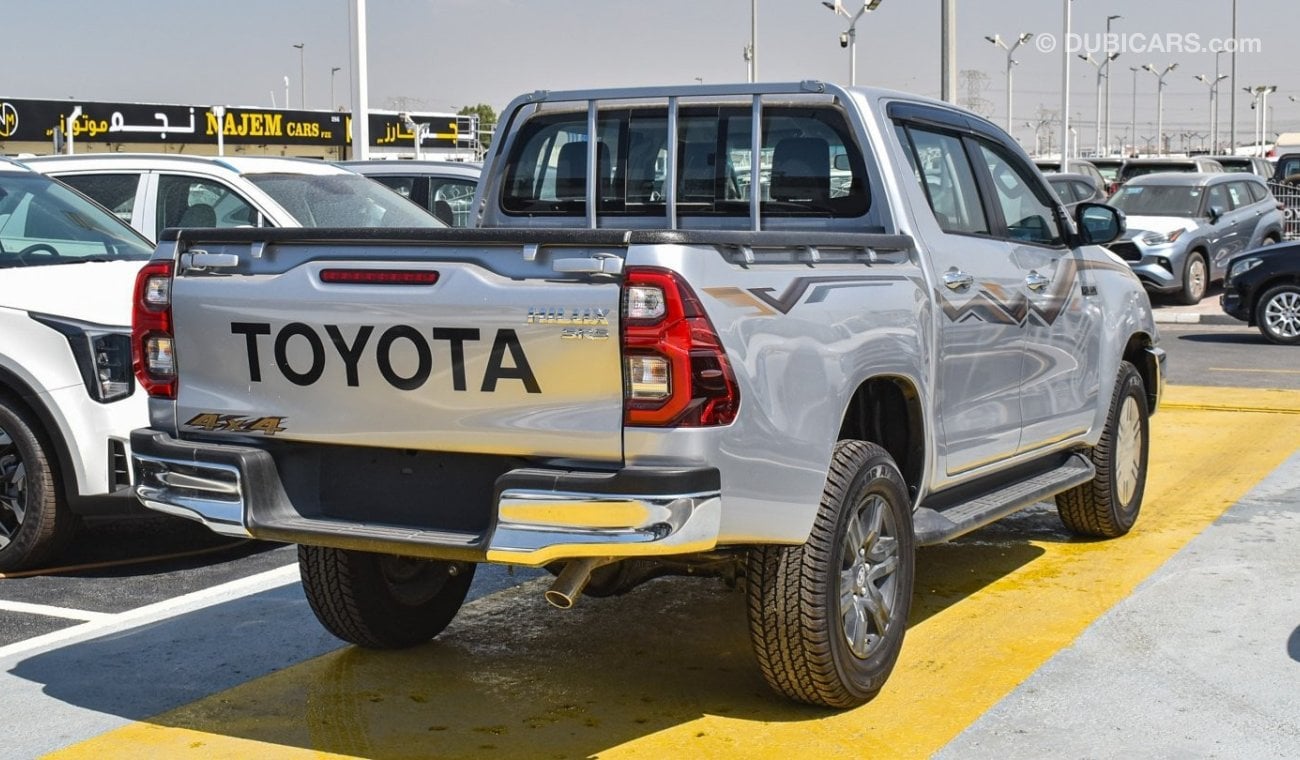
1076, 202, 1124, 245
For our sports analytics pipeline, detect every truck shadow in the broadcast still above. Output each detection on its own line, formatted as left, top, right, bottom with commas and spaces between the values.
10, 518, 1060, 758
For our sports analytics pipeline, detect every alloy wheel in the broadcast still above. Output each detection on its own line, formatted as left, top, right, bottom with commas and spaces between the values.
839, 493, 902, 660
1263, 291, 1300, 340
0, 429, 26, 550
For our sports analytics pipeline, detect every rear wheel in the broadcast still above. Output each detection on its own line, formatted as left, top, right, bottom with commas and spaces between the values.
746, 441, 914, 708
1255, 284, 1300, 345
298, 545, 475, 649
1057, 361, 1148, 538
1177, 251, 1208, 305
0, 399, 73, 572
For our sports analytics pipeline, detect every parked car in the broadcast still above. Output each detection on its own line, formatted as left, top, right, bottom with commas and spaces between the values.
1212, 155, 1274, 177
1088, 157, 1127, 194
0, 157, 155, 570
1221, 242, 1300, 344
23, 154, 443, 239
339, 160, 480, 227
1046, 172, 1106, 212
1034, 157, 1107, 188
1270, 153, 1300, 185
1106, 172, 1284, 303
1116, 157, 1225, 186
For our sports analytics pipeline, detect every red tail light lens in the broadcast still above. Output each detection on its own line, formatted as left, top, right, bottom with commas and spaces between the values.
132, 260, 176, 399
622, 267, 739, 427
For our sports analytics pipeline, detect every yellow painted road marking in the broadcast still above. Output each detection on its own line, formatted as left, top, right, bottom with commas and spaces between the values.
1209, 367, 1300, 375
46, 387, 1300, 760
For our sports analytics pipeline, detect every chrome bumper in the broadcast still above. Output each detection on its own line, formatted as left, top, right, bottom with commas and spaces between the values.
131, 430, 720, 566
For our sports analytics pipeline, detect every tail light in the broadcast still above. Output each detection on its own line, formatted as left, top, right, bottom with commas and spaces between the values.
132, 260, 177, 399
621, 267, 739, 427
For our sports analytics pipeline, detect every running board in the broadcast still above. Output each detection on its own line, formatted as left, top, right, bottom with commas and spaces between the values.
912, 453, 1095, 546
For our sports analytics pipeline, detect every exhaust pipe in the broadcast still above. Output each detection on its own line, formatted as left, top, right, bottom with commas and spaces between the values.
544, 557, 605, 609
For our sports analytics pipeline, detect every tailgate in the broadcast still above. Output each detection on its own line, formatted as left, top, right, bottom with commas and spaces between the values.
170, 240, 624, 461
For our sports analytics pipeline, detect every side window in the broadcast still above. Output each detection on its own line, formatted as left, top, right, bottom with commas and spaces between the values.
1072, 181, 1095, 202
429, 177, 477, 227
1246, 181, 1269, 204
1206, 184, 1230, 214
899, 126, 989, 235
56, 173, 139, 224
975, 141, 1064, 246
1226, 182, 1248, 210
157, 175, 260, 230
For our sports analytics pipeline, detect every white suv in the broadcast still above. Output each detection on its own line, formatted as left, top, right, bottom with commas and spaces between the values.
0, 157, 155, 570
23, 154, 443, 239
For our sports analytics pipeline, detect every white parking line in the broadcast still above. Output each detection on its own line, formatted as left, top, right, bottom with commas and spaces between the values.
0, 600, 112, 622
0, 563, 300, 662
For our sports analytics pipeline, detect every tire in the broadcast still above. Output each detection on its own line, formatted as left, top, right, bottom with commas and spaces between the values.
0, 398, 73, 572
298, 545, 475, 649
1255, 284, 1300, 345
746, 440, 915, 708
1057, 361, 1149, 538
1262, 234, 1281, 246
1177, 251, 1208, 305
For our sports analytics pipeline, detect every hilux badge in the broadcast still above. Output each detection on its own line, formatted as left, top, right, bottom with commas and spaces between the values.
526, 307, 610, 326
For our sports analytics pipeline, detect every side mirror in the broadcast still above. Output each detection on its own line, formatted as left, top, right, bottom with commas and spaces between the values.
1075, 202, 1125, 246
1207, 205, 1224, 224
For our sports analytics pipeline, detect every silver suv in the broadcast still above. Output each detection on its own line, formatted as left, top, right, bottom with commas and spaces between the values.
1106, 172, 1285, 303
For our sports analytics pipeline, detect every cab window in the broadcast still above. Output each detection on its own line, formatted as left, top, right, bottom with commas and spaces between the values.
896, 125, 989, 235
501, 105, 870, 218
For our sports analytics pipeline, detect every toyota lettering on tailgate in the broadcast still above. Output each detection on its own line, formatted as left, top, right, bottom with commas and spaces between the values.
229, 322, 541, 393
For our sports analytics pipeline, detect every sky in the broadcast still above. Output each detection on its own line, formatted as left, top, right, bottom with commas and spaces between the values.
4, 0, 1297, 151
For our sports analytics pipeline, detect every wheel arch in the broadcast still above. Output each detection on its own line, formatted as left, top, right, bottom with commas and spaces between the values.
836, 375, 925, 501
0, 365, 75, 505
1121, 331, 1159, 414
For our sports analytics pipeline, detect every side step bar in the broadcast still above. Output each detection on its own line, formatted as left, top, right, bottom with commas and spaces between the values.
913, 453, 1095, 546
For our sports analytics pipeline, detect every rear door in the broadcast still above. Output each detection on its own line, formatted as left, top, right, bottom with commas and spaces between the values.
893, 120, 1026, 476
169, 239, 625, 462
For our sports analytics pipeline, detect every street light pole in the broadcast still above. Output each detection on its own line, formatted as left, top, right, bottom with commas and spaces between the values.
293, 43, 306, 109
330, 66, 341, 111
941, 0, 956, 102
1080, 52, 1119, 156
745, 0, 757, 83
824, 1, 884, 87
1059, 0, 1071, 168
1129, 65, 1140, 156
1230, 0, 1238, 150
1195, 73, 1228, 154
985, 33, 1034, 135
1143, 63, 1178, 155
1104, 15, 1121, 153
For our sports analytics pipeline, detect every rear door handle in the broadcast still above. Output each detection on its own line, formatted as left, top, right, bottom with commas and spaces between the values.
1025, 271, 1052, 292
943, 269, 974, 291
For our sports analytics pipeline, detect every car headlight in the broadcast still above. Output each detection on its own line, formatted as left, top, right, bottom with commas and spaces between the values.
30, 314, 135, 403
1227, 257, 1263, 282
1141, 228, 1186, 246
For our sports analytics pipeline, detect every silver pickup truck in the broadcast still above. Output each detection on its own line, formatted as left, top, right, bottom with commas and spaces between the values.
130, 82, 1164, 708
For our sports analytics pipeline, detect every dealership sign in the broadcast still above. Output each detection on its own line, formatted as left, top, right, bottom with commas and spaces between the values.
0, 98, 467, 149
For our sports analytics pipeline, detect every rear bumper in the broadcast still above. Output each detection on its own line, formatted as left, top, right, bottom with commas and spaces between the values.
130, 430, 721, 566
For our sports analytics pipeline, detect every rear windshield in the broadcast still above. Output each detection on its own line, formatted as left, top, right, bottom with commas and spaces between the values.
1109, 184, 1203, 216
246, 172, 443, 228
0, 172, 153, 268
1121, 162, 1197, 180
1217, 159, 1252, 173
501, 106, 870, 218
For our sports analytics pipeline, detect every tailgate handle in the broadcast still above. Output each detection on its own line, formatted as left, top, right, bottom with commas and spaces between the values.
552, 255, 624, 275
181, 249, 240, 270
